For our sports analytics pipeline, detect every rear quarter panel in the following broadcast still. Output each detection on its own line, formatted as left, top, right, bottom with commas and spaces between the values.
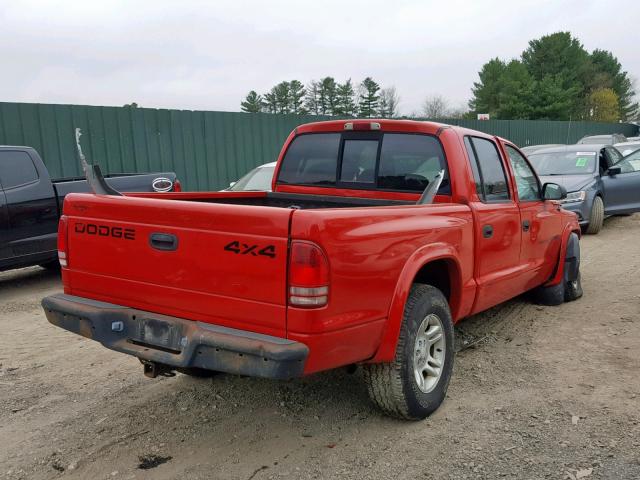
288, 203, 474, 372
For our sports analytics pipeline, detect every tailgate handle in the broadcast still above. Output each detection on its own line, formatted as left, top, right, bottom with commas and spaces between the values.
149, 233, 178, 251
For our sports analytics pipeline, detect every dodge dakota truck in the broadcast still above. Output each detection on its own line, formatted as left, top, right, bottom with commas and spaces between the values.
0, 146, 179, 272
42, 120, 582, 420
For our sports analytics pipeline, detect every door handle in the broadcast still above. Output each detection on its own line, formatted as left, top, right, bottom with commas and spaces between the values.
522, 220, 530, 232
482, 225, 493, 238
149, 233, 178, 251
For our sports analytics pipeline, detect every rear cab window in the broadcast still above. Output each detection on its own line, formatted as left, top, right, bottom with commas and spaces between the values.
277, 132, 450, 195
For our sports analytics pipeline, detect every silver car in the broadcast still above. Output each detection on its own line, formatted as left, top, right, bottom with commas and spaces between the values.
226, 161, 277, 191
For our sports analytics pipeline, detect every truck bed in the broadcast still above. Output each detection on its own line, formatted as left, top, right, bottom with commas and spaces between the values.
130, 191, 415, 210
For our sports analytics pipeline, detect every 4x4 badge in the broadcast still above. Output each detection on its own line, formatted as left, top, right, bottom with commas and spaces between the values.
224, 241, 276, 258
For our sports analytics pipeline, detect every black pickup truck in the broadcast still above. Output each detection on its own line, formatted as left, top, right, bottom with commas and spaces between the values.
0, 146, 179, 272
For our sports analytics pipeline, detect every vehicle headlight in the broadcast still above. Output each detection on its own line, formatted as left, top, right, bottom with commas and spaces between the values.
560, 191, 586, 204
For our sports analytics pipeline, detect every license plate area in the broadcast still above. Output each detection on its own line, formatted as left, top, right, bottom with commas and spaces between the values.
130, 318, 183, 354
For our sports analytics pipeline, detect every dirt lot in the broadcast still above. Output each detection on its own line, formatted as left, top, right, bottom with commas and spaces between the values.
1, 216, 639, 480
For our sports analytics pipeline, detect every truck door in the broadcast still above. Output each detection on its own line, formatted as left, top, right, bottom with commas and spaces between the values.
502, 143, 561, 287
463, 136, 523, 313
0, 149, 58, 260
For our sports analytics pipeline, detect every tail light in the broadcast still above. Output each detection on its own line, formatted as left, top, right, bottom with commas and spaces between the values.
288, 241, 329, 308
173, 179, 182, 192
58, 216, 69, 268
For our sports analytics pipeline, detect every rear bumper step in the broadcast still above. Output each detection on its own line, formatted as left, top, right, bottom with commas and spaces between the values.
42, 293, 308, 379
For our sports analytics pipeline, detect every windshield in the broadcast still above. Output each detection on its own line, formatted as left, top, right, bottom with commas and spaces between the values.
528, 151, 597, 175
229, 165, 275, 191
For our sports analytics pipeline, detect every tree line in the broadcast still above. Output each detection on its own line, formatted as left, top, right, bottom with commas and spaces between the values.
240, 33, 637, 122
241, 77, 400, 118
469, 32, 638, 122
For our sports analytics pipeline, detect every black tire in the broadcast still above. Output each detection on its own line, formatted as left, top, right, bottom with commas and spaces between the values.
176, 367, 219, 378
532, 280, 565, 306
363, 284, 454, 420
564, 272, 583, 302
585, 196, 604, 234
533, 232, 582, 305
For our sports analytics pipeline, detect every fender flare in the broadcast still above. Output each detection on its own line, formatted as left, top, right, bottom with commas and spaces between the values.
545, 225, 581, 286
369, 242, 463, 363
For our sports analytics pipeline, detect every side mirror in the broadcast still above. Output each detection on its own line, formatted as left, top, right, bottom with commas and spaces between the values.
542, 182, 567, 200
607, 166, 621, 176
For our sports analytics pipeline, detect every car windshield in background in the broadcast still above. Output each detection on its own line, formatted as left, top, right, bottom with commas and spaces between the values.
528, 151, 597, 175
229, 165, 275, 191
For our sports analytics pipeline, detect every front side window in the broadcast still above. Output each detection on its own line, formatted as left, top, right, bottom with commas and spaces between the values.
505, 145, 540, 201
0, 151, 39, 189
616, 149, 640, 174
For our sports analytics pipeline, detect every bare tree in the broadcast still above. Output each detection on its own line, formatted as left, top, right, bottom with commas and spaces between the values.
421, 95, 450, 119
379, 87, 401, 118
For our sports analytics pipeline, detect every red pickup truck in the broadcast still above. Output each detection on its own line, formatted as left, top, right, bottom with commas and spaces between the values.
42, 119, 582, 420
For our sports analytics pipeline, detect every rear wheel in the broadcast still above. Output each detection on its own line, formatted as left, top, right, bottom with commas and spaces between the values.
363, 284, 454, 420
585, 196, 604, 234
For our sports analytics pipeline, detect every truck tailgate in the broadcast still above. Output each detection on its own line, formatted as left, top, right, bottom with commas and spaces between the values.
62, 194, 292, 336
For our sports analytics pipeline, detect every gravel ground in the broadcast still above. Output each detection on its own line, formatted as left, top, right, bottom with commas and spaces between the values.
1, 215, 639, 480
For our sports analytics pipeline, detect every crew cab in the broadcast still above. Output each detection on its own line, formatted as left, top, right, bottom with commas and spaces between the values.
42, 120, 581, 420
0, 146, 179, 272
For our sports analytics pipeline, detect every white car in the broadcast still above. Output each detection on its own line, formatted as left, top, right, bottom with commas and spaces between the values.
225, 161, 277, 192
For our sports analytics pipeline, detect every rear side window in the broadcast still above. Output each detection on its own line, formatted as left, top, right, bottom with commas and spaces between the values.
0, 151, 39, 189
464, 137, 510, 202
277, 133, 341, 186
378, 134, 449, 193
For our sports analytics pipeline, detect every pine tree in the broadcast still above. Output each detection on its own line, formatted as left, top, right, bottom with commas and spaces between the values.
334, 79, 357, 117
318, 77, 338, 115
304, 81, 321, 115
274, 81, 292, 114
289, 80, 308, 114
358, 77, 380, 118
240, 91, 264, 113
263, 89, 278, 114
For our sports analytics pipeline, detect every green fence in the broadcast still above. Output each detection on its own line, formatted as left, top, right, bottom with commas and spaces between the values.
0, 102, 637, 191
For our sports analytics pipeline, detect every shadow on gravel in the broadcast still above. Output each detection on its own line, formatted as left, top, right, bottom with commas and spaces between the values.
0, 266, 61, 292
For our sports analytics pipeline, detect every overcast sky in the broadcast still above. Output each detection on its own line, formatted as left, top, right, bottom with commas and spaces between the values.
1, 0, 637, 115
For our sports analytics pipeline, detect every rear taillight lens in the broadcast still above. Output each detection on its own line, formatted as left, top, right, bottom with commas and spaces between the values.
58, 216, 68, 268
288, 241, 329, 308
173, 179, 182, 192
